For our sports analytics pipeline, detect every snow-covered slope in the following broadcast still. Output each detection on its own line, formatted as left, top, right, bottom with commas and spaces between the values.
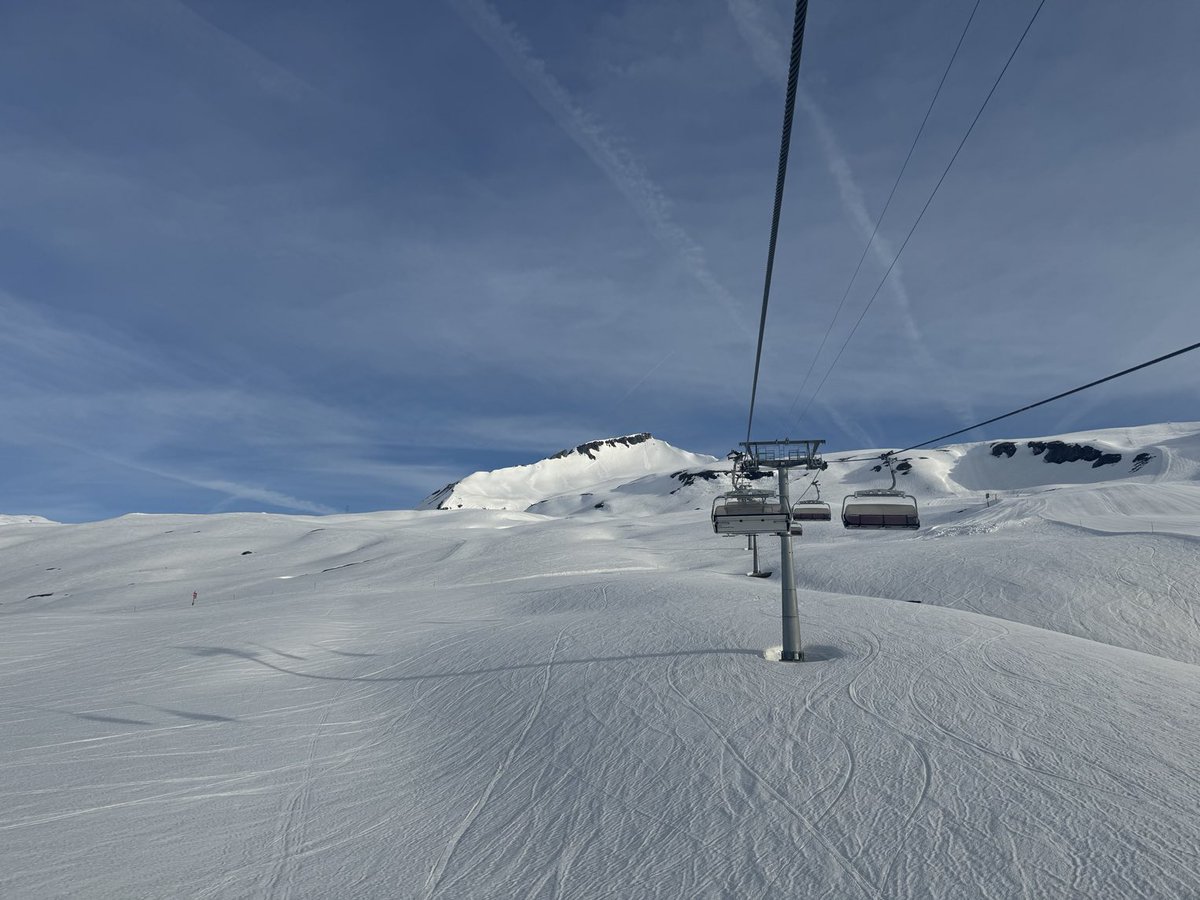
0, 514, 57, 526
3, 423, 1200, 898
750, 421, 1200, 503
418, 433, 717, 512
2, 500, 1198, 898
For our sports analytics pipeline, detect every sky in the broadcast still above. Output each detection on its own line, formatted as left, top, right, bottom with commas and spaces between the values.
2, 0, 1198, 521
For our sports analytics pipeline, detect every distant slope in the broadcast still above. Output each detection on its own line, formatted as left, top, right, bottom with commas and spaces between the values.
0, 514, 58, 526
812, 421, 1200, 501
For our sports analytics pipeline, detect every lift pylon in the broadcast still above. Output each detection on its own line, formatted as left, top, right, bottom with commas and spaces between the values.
741, 439, 826, 662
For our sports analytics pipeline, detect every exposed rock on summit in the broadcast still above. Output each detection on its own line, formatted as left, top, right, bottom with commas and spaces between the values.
551, 433, 652, 460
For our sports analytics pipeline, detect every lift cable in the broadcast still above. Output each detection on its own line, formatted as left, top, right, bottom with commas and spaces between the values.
786, 0, 982, 421
791, 471, 820, 502
794, 0, 1047, 429
745, 0, 810, 445
887, 339, 1200, 456
817, 338, 1200, 465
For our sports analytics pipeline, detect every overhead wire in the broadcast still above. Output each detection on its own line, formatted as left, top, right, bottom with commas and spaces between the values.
791, 470, 822, 502
794, 0, 1048, 429
816, 339, 1200, 464
887, 339, 1200, 455
745, 0, 809, 445
786, 0, 982, 420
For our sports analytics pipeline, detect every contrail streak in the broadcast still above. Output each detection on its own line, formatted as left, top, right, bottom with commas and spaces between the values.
725, 0, 976, 425
73, 439, 341, 515
617, 350, 677, 403
445, 0, 750, 339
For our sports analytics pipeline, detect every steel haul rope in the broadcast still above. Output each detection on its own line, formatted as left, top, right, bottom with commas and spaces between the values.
820, 339, 1200, 463
745, 0, 809, 445
889, 340, 1200, 455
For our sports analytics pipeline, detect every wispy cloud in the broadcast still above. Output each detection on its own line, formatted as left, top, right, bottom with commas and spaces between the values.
0, 291, 347, 515
304, 460, 469, 494
814, 397, 878, 451
165, 0, 321, 102
616, 351, 677, 404
9, 421, 342, 516
445, 0, 750, 340
108, 453, 342, 515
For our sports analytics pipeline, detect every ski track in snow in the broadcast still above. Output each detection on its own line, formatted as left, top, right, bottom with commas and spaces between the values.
665, 652, 881, 899
422, 629, 564, 900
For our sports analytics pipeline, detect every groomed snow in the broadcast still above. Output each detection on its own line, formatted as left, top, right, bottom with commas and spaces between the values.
2, 425, 1199, 898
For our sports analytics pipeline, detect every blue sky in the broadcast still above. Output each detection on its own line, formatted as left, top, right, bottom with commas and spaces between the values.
2, 0, 1198, 521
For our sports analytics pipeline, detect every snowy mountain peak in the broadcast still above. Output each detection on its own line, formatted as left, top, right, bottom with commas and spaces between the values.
418, 433, 717, 512
549, 433, 653, 461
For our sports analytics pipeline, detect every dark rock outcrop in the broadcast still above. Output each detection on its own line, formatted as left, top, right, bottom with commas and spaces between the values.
870, 458, 912, 474
669, 468, 772, 494
551, 433, 652, 460
1027, 441, 1122, 468
422, 482, 459, 511
670, 469, 724, 489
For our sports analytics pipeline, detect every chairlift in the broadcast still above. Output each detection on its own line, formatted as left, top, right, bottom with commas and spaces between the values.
841, 456, 920, 529
790, 478, 832, 522
727, 452, 762, 492
792, 501, 831, 521
841, 490, 920, 528
712, 490, 791, 536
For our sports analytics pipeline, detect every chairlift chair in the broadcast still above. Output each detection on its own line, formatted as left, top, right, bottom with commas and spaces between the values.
791, 500, 831, 522
711, 490, 791, 536
790, 479, 831, 522
841, 489, 920, 529
841, 455, 920, 529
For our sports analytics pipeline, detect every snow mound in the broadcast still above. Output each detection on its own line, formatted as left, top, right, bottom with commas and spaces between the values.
419, 433, 718, 512
0, 514, 58, 526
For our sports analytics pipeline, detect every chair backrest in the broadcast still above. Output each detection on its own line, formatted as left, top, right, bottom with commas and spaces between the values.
841, 494, 919, 529
712, 493, 791, 535
791, 501, 831, 521
716, 498, 783, 516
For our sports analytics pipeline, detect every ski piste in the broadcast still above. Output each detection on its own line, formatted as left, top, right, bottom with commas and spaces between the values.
3, 422, 1199, 897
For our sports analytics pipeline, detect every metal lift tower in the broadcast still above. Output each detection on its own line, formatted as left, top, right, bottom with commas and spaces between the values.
741, 439, 826, 662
